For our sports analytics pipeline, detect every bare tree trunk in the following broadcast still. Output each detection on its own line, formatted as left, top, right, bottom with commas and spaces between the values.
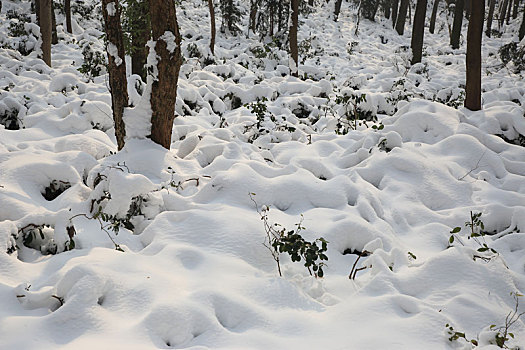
334, 0, 343, 21
384, 0, 392, 19
486, 0, 496, 36
102, 0, 128, 150
35, 0, 41, 25
429, 0, 440, 33
208, 0, 216, 55
518, 2, 525, 41
505, 0, 513, 23
411, 0, 427, 64
249, 0, 257, 35
51, 1, 58, 44
395, 0, 409, 34
450, 0, 464, 49
65, 0, 72, 33
512, 0, 519, 19
40, 0, 52, 66
148, 0, 182, 149
499, 0, 509, 27
392, 0, 399, 27
465, 0, 484, 111
290, 0, 299, 77
465, 0, 471, 19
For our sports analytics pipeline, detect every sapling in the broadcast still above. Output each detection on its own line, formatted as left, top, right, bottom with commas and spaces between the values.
449, 211, 498, 261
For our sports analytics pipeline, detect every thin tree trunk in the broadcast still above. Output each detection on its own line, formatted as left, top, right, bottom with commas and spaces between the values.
512, 0, 519, 19
395, 0, 409, 34
148, 0, 182, 149
290, 0, 299, 77
384, 0, 391, 19
249, 0, 257, 35
429, 0, 440, 33
505, 0, 513, 23
465, 0, 484, 111
40, 0, 52, 66
411, 0, 427, 64
208, 0, 216, 55
65, 0, 72, 33
334, 0, 343, 21
35, 0, 41, 25
518, 2, 525, 41
102, 0, 128, 150
450, 0, 464, 49
499, 0, 509, 27
51, 1, 58, 44
392, 0, 399, 27
486, 0, 496, 36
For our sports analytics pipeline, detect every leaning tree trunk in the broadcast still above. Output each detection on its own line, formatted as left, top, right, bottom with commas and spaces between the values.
65, 0, 72, 33
519, 4, 525, 40
499, 0, 510, 27
102, 0, 128, 150
208, 0, 216, 54
465, 0, 484, 111
290, 0, 299, 77
40, 0, 52, 66
334, 0, 343, 21
429, 0, 440, 33
411, 0, 427, 64
395, 0, 409, 34
450, 0, 464, 49
486, 0, 496, 37
148, 0, 182, 149
51, 2, 58, 44
392, 0, 399, 27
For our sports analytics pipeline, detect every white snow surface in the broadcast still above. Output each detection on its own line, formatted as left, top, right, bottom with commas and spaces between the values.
1, 0, 525, 349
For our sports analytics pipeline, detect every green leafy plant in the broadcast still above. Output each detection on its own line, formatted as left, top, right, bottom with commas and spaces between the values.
243, 97, 297, 143
250, 193, 328, 278
445, 323, 478, 346
449, 211, 498, 261
78, 43, 106, 81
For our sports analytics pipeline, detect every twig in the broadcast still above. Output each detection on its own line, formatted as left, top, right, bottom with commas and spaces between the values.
459, 150, 487, 180
70, 213, 124, 252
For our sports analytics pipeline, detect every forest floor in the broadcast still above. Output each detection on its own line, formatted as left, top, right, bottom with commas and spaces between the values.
1, 0, 525, 349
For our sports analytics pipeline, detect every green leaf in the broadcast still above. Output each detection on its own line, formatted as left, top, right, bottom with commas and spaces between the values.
449, 235, 455, 244
450, 227, 461, 233
477, 247, 489, 252
470, 339, 478, 346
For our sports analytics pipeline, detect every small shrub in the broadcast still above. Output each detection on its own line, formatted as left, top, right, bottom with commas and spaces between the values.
449, 211, 498, 262
78, 43, 107, 80
499, 42, 525, 73
243, 97, 297, 143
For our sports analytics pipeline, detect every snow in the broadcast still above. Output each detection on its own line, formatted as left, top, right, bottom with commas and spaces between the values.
106, 2, 117, 17
1, 0, 525, 349
160, 31, 178, 55
107, 42, 123, 66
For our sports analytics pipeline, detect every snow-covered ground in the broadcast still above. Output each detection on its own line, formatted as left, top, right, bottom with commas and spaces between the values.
1, 0, 525, 348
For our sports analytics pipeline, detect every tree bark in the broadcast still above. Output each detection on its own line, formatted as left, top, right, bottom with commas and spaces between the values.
450, 0, 464, 49
392, 0, 399, 27
512, 0, 519, 19
35, 0, 41, 25
65, 0, 72, 33
148, 0, 182, 149
395, 0, 409, 34
499, 0, 510, 27
518, 2, 525, 41
290, 0, 299, 77
429, 0, 440, 33
486, 0, 496, 37
465, 0, 484, 111
411, 0, 427, 64
51, 1, 58, 44
249, 0, 257, 35
334, 0, 343, 21
102, 0, 129, 150
40, 0, 52, 66
208, 0, 216, 55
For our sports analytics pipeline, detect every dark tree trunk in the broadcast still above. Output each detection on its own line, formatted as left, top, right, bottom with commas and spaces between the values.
465, 0, 484, 111
384, 0, 391, 19
40, 0, 52, 66
309, 0, 314, 5
208, 0, 216, 55
334, 0, 343, 21
290, 0, 299, 77
362, 0, 380, 20
395, 0, 409, 34
35, 0, 41, 25
148, 0, 182, 149
465, 0, 471, 19
512, 0, 519, 19
249, 0, 257, 35
518, 2, 525, 41
411, 0, 427, 64
505, 0, 513, 23
392, 0, 399, 27
65, 0, 72, 33
51, 1, 58, 44
486, 0, 496, 36
499, 0, 510, 27
429, 0, 440, 33
450, 0, 464, 49
102, 0, 129, 150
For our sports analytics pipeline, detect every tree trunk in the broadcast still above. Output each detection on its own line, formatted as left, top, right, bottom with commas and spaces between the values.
499, 0, 510, 27
309, 0, 314, 5
40, 0, 52, 66
65, 0, 72, 33
486, 0, 496, 36
450, 0, 464, 49
429, 0, 440, 33
464, 0, 471, 19
334, 0, 343, 21
208, 0, 216, 55
35, 0, 41, 25
411, 0, 427, 64
392, 0, 399, 27
505, 0, 513, 23
512, 0, 519, 19
102, 0, 129, 150
395, 0, 409, 34
518, 2, 525, 41
148, 0, 182, 149
249, 0, 257, 35
129, 0, 150, 81
51, 1, 58, 44
362, 0, 380, 20
290, 0, 299, 77
465, 0, 484, 111
384, 0, 391, 19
